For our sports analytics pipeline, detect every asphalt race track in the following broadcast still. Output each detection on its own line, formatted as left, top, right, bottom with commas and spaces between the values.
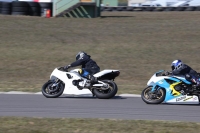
0, 94, 200, 122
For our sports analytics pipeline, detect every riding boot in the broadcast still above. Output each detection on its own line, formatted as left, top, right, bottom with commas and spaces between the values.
72, 79, 83, 90
196, 79, 200, 87
191, 78, 200, 87
87, 74, 98, 84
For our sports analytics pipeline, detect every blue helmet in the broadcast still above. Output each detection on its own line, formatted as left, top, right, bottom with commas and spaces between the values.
171, 59, 182, 70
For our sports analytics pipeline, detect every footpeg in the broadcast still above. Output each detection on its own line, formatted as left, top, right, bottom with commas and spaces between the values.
72, 80, 78, 86
72, 79, 83, 90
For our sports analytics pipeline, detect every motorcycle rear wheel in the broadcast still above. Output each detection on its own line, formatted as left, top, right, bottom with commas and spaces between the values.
141, 86, 166, 104
93, 80, 118, 99
42, 80, 64, 98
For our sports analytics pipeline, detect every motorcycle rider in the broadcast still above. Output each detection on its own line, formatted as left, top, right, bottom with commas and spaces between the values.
64, 51, 100, 86
165, 59, 200, 87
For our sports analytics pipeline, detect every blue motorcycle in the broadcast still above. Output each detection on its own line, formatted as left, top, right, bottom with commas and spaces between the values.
141, 70, 200, 104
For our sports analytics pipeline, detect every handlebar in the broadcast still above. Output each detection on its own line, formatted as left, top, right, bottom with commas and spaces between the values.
58, 67, 69, 72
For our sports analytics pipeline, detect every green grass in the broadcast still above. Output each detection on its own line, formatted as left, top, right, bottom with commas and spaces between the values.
1, 117, 200, 133
1, 12, 200, 132
1, 12, 200, 94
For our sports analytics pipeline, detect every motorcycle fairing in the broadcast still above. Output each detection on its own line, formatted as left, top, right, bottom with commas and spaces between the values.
94, 70, 119, 77
166, 95, 199, 104
150, 75, 199, 104
150, 77, 181, 101
173, 76, 191, 84
50, 68, 92, 95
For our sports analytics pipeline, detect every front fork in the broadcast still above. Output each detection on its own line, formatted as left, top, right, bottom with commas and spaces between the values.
49, 79, 61, 93
149, 85, 162, 98
150, 85, 157, 92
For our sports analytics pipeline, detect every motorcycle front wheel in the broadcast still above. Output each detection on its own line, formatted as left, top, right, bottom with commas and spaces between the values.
42, 80, 64, 98
141, 86, 166, 104
93, 80, 118, 99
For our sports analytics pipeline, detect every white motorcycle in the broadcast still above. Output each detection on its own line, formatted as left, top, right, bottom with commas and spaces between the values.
42, 67, 120, 99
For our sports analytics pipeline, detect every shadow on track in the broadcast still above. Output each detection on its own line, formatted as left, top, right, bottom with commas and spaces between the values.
58, 96, 126, 100
101, 16, 134, 18
161, 103, 200, 106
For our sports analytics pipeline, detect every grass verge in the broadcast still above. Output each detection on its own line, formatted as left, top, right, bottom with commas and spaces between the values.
1, 117, 200, 133
1, 12, 200, 94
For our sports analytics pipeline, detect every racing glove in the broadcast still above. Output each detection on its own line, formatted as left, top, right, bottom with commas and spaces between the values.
165, 71, 172, 75
64, 65, 71, 70
162, 71, 171, 76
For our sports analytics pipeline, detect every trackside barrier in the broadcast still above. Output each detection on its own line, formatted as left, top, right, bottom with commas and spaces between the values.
0, 2, 11, 15
0, 1, 52, 17
0, 0, 100, 18
101, 6, 200, 12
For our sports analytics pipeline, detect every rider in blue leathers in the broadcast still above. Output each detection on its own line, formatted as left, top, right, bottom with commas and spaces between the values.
64, 51, 100, 85
166, 59, 200, 87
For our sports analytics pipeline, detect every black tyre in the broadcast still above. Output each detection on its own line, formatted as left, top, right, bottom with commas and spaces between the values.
112, 7, 117, 11
104, 7, 113, 11
1, 7, 11, 11
1, 10, 11, 15
1, 2, 11, 8
185, 6, 196, 11
39, 2, 52, 8
101, 6, 105, 11
93, 80, 118, 99
0, 2, 1, 14
39, 2, 52, 15
27, 2, 40, 7
29, 12, 40, 16
145, 7, 155, 11
117, 6, 126, 11
175, 7, 185, 11
12, 7, 28, 12
29, 7, 40, 12
153, 7, 165, 12
11, 12, 28, 15
133, 7, 144, 11
40, 7, 51, 12
126, 6, 134, 11
42, 80, 64, 98
29, 7, 40, 15
141, 86, 166, 104
1, 2, 11, 14
12, 1, 28, 7
195, 6, 200, 11
164, 7, 175, 11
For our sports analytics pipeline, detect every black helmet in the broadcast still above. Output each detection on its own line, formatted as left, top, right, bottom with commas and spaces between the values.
76, 51, 87, 60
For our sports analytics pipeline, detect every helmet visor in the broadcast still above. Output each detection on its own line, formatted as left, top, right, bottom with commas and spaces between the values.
76, 55, 80, 60
171, 66, 175, 70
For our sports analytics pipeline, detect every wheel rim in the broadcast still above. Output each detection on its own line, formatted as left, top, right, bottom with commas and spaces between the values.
144, 87, 164, 101
44, 83, 61, 95
96, 82, 114, 94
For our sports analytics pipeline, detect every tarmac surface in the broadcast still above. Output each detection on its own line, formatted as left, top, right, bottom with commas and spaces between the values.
0, 93, 200, 122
